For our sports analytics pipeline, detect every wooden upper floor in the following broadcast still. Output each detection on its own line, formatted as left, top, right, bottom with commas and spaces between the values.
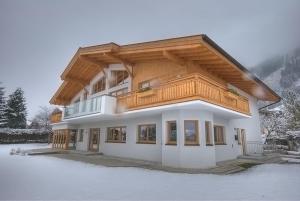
49, 35, 280, 122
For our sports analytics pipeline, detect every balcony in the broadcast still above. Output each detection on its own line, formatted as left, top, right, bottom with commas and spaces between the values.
117, 73, 250, 115
63, 95, 116, 120
50, 111, 62, 123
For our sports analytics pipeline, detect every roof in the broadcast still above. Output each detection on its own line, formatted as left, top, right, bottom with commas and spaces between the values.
50, 34, 281, 105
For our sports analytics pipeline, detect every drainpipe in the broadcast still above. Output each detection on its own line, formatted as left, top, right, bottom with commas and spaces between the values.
258, 98, 282, 111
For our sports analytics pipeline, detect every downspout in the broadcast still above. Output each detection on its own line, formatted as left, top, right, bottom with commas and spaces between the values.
258, 98, 282, 111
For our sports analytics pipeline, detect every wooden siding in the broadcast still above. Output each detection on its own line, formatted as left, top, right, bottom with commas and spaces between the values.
50, 35, 280, 105
117, 73, 250, 115
132, 60, 227, 91
50, 112, 62, 123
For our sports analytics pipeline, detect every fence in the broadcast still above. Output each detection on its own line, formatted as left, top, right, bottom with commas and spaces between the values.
246, 141, 264, 154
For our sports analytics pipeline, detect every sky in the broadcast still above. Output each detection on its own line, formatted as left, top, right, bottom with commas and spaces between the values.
0, 0, 300, 119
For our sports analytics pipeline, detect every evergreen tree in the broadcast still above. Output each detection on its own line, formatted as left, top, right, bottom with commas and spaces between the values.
5, 88, 27, 129
0, 82, 7, 127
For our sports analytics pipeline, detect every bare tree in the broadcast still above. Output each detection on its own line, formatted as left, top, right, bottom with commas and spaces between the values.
30, 106, 53, 130
260, 109, 287, 140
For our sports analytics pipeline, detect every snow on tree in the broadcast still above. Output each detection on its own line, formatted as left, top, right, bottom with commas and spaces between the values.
260, 109, 287, 140
282, 89, 300, 130
5, 88, 27, 129
0, 82, 7, 127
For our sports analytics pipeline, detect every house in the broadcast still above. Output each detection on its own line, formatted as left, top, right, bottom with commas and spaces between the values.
49, 35, 280, 168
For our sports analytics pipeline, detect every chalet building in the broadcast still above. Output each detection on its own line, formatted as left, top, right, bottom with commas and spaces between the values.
50, 35, 280, 168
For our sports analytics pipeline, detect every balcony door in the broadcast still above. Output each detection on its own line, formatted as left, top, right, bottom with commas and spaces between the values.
89, 128, 100, 152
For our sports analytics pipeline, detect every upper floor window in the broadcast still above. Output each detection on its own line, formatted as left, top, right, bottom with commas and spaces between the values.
137, 124, 156, 144
110, 88, 128, 97
139, 80, 151, 90
107, 127, 126, 143
92, 77, 106, 94
214, 125, 226, 145
110, 70, 129, 88
184, 120, 199, 145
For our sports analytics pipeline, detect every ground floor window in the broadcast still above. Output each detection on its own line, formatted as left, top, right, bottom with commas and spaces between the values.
234, 128, 241, 144
214, 125, 226, 145
184, 120, 199, 145
205, 121, 213, 145
166, 121, 177, 145
78, 129, 84, 142
107, 127, 126, 143
137, 124, 156, 144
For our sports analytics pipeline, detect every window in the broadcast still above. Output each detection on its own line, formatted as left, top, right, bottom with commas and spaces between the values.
205, 121, 213, 145
92, 77, 106, 94
166, 121, 177, 145
214, 125, 226, 145
110, 70, 129, 88
78, 129, 84, 142
83, 91, 88, 100
137, 124, 156, 144
184, 120, 199, 145
234, 128, 241, 145
139, 80, 151, 90
110, 88, 128, 97
106, 127, 126, 143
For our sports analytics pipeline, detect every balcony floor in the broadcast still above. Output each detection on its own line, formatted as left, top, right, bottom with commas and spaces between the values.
59, 99, 250, 125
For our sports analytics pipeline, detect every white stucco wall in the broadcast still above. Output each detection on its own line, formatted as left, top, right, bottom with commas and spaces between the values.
161, 110, 216, 169
213, 117, 242, 162
76, 115, 162, 162
228, 84, 263, 154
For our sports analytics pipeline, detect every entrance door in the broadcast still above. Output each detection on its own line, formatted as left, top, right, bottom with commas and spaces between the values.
69, 129, 77, 149
89, 128, 100, 152
241, 129, 247, 155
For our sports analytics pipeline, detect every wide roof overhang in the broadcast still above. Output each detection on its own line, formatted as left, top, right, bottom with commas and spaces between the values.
50, 35, 280, 105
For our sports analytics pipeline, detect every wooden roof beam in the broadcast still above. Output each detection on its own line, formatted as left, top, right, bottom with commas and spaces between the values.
163, 50, 186, 66
64, 76, 89, 93
103, 53, 134, 78
79, 55, 107, 68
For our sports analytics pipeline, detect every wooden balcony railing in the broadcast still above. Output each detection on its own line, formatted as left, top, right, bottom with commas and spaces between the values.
117, 73, 250, 115
50, 112, 62, 123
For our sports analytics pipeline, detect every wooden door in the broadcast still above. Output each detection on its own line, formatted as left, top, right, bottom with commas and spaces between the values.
241, 129, 247, 155
89, 128, 100, 152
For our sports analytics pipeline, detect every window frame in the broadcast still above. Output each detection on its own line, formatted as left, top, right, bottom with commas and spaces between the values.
138, 80, 151, 90
106, 126, 126, 143
184, 120, 199, 146
234, 128, 242, 145
92, 77, 106, 94
78, 129, 84, 142
214, 125, 226, 145
110, 70, 129, 88
205, 121, 213, 146
137, 124, 156, 144
166, 121, 177, 145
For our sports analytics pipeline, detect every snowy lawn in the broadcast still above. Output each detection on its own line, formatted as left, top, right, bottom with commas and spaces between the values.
1, 144, 300, 200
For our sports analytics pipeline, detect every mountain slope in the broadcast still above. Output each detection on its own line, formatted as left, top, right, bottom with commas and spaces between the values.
251, 47, 300, 95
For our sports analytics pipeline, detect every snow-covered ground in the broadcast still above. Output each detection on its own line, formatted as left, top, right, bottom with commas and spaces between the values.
0, 144, 300, 200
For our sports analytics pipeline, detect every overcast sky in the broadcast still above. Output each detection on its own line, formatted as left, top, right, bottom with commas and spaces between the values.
0, 0, 300, 119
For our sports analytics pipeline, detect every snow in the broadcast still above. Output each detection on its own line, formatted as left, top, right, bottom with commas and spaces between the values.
1, 144, 300, 200
282, 157, 300, 163
0, 128, 49, 135
287, 151, 300, 156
